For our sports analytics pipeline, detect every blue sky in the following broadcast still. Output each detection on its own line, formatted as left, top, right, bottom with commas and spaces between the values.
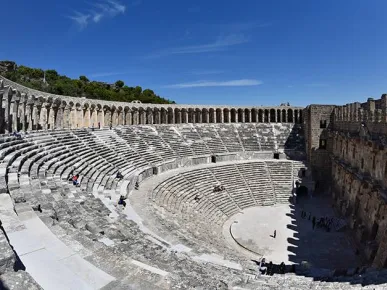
2, 0, 387, 106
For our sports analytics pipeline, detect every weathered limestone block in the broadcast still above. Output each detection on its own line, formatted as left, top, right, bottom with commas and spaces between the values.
0, 270, 43, 290
0, 166, 8, 194
0, 229, 15, 275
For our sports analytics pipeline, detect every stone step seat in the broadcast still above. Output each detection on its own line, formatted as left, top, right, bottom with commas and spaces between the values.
183, 170, 240, 215
42, 212, 184, 285
116, 132, 165, 162
50, 226, 173, 288
154, 176, 224, 223
136, 140, 178, 160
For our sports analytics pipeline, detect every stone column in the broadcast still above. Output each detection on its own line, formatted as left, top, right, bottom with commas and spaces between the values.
132, 109, 139, 125
147, 109, 153, 124
25, 104, 33, 131
18, 98, 26, 131
48, 105, 56, 129
175, 109, 181, 124
97, 109, 104, 127
3, 89, 10, 133
39, 104, 48, 130
181, 109, 188, 123
196, 110, 202, 123
83, 108, 91, 128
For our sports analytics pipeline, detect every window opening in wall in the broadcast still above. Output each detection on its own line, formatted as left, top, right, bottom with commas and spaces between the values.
320, 120, 327, 128
372, 155, 376, 170
273, 153, 280, 159
153, 167, 158, 175
319, 139, 327, 149
301, 168, 306, 177
370, 222, 379, 241
211, 155, 216, 163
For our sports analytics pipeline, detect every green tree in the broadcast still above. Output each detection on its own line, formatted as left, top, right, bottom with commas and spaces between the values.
79, 75, 89, 83
115, 80, 124, 88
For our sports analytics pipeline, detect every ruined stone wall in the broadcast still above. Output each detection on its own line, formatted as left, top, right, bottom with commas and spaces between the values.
303, 105, 335, 187
0, 76, 304, 133
329, 93, 387, 268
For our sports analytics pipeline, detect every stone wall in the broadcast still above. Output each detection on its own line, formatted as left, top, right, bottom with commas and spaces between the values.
0, 76, 304, 133
327, 93, 387, 268
303, 105, 335, 186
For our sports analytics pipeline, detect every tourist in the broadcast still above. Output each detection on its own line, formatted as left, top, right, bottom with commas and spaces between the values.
259, 258, 267, 275
91, 123, 95, 131
116, 171, 123, 180
98, 122, 101, 129
273, 230, 276, 238
72, 174, 80, 186
135, 181, 139, 190
279, 262, 286, 274
194, 195, 201, 202
118, 195, 127, 208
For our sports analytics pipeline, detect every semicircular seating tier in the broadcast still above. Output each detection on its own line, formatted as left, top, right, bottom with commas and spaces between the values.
0, 78, 385, 288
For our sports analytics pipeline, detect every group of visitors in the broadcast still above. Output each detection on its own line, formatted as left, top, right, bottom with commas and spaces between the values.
213, 184, 225, 192
258, 258, 286, 276
301, 210, 339, 232
12, 131, 22, 139
91, 122, 102, 131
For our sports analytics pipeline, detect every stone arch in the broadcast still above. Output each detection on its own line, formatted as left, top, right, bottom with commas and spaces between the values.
282, 109, 287, 123
287, 109, 294, 123
104, 105, 112, 126
209, 108, 215, 123
138, 107, 146, 124
181, 108, 188, 123
146, 107, 153, 124
299, 110, 303, 123
195, 108, 202, 123
153, 107, 160, 124
251, 108, 257, 122
174, 108, 181, 124
238, 109, 244, 123
202, 108, 209, 123
258, 109, 263, 123
188, 108, 195, 123
167, 107, 174, 124
264, 109, 269, 123
277, 109, 281, 122
244, 109, 250, 122
216, 108, 222, 123
231, 109, 237, 123
160, 108, 167, 124
223, 108, 230, 123
270, 108, 276, 122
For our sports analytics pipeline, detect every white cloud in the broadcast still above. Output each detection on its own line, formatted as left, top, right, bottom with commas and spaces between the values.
305, 83, 329, 87
190, 70, 226, 75
69, 0, 126, 29
69, 12, 91, 29
170, 34, 249, 54
164, 79, 263, 88
148, 34, 249, 58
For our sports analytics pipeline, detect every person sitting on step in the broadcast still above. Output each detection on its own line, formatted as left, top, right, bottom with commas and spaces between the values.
116, 171, 123, 180
135, 181, 139, 190
72, 174, 80, 186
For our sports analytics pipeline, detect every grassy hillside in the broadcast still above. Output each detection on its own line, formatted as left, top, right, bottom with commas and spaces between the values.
0, 61, 175, 104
